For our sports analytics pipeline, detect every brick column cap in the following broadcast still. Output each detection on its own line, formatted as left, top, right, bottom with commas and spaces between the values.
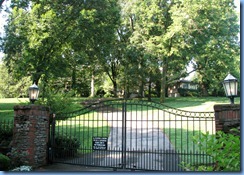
14, 105, 50, 111
214, 104, 240, 112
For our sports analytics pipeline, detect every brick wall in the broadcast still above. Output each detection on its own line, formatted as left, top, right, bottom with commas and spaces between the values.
214, 104, 240, 133
11, 105, 50, 168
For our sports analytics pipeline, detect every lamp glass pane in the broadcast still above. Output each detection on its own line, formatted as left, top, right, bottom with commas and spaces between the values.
224, 81, 231, 96
223, 80, 237, 96
29, 88, 39, 100
229, 81, 237, 96
29, 89, 33, 99
223, 82, 228, 96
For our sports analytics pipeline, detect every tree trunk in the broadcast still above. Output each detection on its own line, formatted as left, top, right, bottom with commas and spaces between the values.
148, 77, 152, 101
160, 76, 165, 103
201, 83, 209, 96
139, 80, 144, 98
160, 59, 168, 103
112, 79, 117, 97
71, 67, 76, 89
155, 80, 161, 97
90, 72, 95, 97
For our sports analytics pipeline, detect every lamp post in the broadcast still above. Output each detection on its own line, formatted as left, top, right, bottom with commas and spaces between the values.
222, 73, 238, 104
28, 83, 39, 104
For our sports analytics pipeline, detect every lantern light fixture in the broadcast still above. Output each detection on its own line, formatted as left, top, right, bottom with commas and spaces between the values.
28, 83, 39, 104
222, 73, 238, 104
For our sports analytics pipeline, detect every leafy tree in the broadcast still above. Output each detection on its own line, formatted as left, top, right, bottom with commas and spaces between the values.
119, 0, 239, 99
168, 0, 240, 96
2, 0, 120, 97
0, 0, 239, 98
0, 62, 31, 98
123, 0, 191, 102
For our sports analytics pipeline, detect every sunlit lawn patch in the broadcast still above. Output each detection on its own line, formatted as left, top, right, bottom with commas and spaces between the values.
55, 112, 110, 154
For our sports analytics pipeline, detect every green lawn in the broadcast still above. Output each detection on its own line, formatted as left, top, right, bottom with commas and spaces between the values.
0, 98, 29, 120
152, 96, 240, 111
55, 112, 110, 154
0, 97, 240, 120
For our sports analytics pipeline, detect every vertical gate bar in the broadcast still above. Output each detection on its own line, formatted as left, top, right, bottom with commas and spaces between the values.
80, 113, 83, 165
157, 109, 160, 170
116, 103, 119, 167
136, 104, 138, 153
192, 113, 195, 156
124, 101, 127, 169
121, 101, 125, 168
186, 114, 189, 155
50, 114, 56, 162
75, 113, 77, 162
141, 104, 143, 152
200, 114, 203, 165
146, 105, 148, 156
121, 100, 127, 169
180, 112, 183, 153
129, 104, 132, 169
164, 110, 166, 155
174, 113, 176, 156
151, 108, 153, 169
87, 112, 90, 163
109, 104, 111, 151
69, 113, 72, 158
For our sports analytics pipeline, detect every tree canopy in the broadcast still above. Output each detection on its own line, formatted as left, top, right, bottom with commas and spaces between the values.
0, 0, 240, 99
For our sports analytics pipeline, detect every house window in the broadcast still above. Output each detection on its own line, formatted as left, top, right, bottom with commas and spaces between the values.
180, 83, 188, 89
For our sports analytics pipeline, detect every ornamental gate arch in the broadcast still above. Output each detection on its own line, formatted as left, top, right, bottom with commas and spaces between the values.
49, 99, 215, 171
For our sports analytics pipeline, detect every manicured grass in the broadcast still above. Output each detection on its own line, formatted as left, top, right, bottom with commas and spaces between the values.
55, 112, 110, 154
0, 98, 29, 120
164, 128, 212, 165
0, 97, 240, 120
154, 96, 240, 111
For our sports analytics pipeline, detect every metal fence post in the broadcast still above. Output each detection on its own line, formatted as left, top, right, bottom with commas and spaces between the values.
49, 113, 56, 163
121, 100, 127, 169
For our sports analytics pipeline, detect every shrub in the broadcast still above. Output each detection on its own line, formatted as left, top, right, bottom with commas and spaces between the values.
54, 134, 80, 158
0, 122, 13, 156
37, 91, 80, 115
178, 88, 199, 97
0, 153, 11, 171
0, 122, 13, 143
185, 129, 240, 171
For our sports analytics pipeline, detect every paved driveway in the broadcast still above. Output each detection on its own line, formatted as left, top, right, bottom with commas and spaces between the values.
97, 111, 182, 171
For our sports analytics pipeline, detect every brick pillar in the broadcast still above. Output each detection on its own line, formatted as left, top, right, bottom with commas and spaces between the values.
11, 105, 50, 168
214, 104, 240, 133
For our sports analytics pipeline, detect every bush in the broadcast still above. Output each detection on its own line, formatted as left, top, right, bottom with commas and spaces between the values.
54, 134, 80, 158
0, 153, 11, 171
0, 122, 13, 155
178, 88, 199, 97
37, 91, 80, 115
0, 122, 13, 143
186, 129, 240, 171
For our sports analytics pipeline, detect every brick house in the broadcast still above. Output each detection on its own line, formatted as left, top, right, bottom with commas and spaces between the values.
168, 80, 198, 97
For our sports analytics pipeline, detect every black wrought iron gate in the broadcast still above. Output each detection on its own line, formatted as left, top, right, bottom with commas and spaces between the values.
49, 99, 215, 171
